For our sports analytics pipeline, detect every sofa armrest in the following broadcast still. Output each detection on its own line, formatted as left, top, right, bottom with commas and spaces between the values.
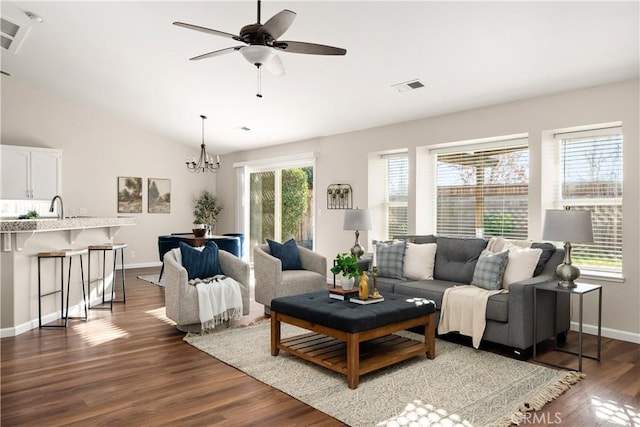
298, 246, 327, 277
219, 250, 251, 315
506, 248, 568, 349
163, 251, 191, 323
254, 244, 282, 307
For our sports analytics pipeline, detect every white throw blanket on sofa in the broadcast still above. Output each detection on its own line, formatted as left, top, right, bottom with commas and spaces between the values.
193, 275, 243, 331
438, 285, 505, 349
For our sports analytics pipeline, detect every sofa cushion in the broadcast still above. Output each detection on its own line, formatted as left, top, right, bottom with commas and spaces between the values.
375, 240, 407, 279
502, 247, 543, 290
394, 280, 509, 323
179, 241, 222, 280
471, 250, 509, 290
267, 238, 303, 270
531, 242, 556, 276
367, 274, 404, 294
403, 242, 437, 281
393, 235, 437, 244
434, 236, 487, 283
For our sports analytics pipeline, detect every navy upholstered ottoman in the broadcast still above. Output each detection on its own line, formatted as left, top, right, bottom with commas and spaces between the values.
270, 291, 436, 389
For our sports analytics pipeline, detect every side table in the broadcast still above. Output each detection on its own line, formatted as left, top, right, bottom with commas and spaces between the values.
533, 281, 602, 372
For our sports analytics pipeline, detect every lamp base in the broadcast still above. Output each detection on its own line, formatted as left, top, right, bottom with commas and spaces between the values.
557, 279, 578, 289
350, 243, 364, 259
350, 230, 364, 259
555, 243, 580, 288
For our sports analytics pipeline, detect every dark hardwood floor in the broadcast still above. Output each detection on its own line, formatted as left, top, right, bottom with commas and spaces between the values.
2, 267, 638, 426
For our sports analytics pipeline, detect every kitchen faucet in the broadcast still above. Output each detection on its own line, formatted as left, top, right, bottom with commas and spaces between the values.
49, 195, 64, 220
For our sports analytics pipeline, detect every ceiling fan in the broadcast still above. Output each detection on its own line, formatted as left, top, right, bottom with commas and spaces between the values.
174, 0, 347, 97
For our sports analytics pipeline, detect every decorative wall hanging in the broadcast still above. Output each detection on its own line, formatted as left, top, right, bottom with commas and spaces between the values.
117, 176, 143, 213
148, 178, 171, 213
327, 183, 352, 209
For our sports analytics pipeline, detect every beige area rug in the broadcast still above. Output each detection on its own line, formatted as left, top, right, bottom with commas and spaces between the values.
137, 274, 164, 287
184, 323, 583, 427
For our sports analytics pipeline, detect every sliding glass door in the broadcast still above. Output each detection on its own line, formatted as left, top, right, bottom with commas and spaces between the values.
247, 163, 314, 262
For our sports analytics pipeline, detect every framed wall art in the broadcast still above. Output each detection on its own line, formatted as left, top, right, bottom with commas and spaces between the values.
117, 176, 143, 213
148, 178, 171, 213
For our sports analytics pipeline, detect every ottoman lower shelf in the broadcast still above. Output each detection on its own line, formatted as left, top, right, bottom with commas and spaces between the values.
279, 332, 429, 377
271, 310, 435, 389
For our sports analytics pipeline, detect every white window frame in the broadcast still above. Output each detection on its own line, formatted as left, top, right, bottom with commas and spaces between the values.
551, 127, 623, 277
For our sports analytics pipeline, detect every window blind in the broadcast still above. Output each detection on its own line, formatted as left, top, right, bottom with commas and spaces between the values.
384, 154, 409, 238
433, 142, 529, 238
554, 128, 623, 272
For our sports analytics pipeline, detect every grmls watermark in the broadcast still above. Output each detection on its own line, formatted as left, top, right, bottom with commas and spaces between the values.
516, 412, 563, 425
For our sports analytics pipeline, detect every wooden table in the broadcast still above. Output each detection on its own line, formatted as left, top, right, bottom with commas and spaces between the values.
270, 292, 436, 389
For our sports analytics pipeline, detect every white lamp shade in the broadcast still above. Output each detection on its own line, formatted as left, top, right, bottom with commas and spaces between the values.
343, 209, 373, 231
240, 45, 275, 65
542, 209, 594, 243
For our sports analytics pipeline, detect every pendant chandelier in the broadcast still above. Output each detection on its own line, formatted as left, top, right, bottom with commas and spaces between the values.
186, 115, 221, 173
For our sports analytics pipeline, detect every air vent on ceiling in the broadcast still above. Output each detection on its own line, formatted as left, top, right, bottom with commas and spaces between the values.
1, 15, 30, 54
234, 126, 251, 132
391, 79, 426, 93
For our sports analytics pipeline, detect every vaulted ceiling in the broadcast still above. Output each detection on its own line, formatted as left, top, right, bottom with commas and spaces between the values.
2, 1, 638, 154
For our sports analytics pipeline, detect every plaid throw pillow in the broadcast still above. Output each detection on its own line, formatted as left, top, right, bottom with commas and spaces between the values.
471, 249, 509, 290
376, 241, 407, 279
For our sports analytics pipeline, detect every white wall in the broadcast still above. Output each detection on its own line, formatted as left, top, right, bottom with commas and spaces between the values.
219, 79, 640, 342
1, 76, 216, 267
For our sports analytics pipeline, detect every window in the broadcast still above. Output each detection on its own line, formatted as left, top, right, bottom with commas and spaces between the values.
433, 140, 529, 239
553, 127, 623, 273
384, 154, 409, 238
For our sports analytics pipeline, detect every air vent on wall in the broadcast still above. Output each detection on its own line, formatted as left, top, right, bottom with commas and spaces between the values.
391, 79, 426, 93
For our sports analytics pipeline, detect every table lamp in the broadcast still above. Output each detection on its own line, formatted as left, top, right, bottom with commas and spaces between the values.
542, 207, 594, 288
343, 208, 373, 258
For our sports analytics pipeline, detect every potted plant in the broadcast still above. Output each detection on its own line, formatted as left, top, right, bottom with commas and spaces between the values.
330, 252, 362, 290
193, 191, 223, 235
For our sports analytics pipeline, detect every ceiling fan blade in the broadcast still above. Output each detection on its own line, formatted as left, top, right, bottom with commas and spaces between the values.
190, 46, 243, 61
258, 9, 296, 40
173, 22, 243, 42
273, 41, 346, 56
263, 53, 285, 76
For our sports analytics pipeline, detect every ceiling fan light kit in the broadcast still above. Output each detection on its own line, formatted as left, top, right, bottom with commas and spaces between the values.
186, 115, 221, 173
174, 0, 346, 97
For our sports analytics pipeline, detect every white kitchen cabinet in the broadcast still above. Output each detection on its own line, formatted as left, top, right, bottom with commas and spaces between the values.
1, 145, 62, 200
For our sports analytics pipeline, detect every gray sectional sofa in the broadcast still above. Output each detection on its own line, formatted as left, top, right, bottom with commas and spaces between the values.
369, 235, 569, 356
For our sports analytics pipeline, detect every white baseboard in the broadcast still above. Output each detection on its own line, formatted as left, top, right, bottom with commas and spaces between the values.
123, 261, 162, 269
570, 321, 640, 344
0, 295, 113, 338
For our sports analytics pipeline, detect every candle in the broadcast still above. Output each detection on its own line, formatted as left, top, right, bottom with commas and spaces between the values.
372, 243, 377, 267
216, 155, 220, 164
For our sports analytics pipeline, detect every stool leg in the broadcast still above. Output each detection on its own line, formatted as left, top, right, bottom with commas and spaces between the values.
120, 248, 126, 303
60, 257, 66, 326
102, 249, 107, 305
110, 248, 116, 311
80, 254, 88, 320
64, 256, 72, 327
38, 257, 43, 328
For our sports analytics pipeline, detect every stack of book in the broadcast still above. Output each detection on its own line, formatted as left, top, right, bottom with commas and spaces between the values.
329, 287, 359, 301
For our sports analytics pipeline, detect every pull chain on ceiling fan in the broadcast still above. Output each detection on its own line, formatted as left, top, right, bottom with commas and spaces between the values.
174, 0, 347, 97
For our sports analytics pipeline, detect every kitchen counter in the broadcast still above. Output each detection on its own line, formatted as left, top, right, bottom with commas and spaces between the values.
0, 216, 137, 336
1, 217, 136, 232
1, 217, 136, 251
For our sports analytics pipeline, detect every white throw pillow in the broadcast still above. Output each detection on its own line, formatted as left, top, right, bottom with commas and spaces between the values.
502, 247, 543, 290
403, 243, 437, 281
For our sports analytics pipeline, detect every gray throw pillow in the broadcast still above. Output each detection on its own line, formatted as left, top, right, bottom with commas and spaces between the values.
471, 249, 509, 290
531, 242, 556, 276
434, 236, 488, 283
375, 241, 407, 279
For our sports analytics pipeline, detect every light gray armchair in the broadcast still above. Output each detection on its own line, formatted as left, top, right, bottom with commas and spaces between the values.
164, 248, 250, 332
254, 244, 327, 315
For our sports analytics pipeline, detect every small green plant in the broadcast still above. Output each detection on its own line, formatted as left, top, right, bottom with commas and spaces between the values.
330, 253, 362, 279
26, 210, 39, 219
193, 191, 223, 229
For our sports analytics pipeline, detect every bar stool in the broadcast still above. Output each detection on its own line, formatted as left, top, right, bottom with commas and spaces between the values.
88, 243, 127, 310
37, 248, 88, 328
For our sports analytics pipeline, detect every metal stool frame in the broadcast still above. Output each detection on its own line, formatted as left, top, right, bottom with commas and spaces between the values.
88, 244, 127, 311
37, 250, 88, 328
